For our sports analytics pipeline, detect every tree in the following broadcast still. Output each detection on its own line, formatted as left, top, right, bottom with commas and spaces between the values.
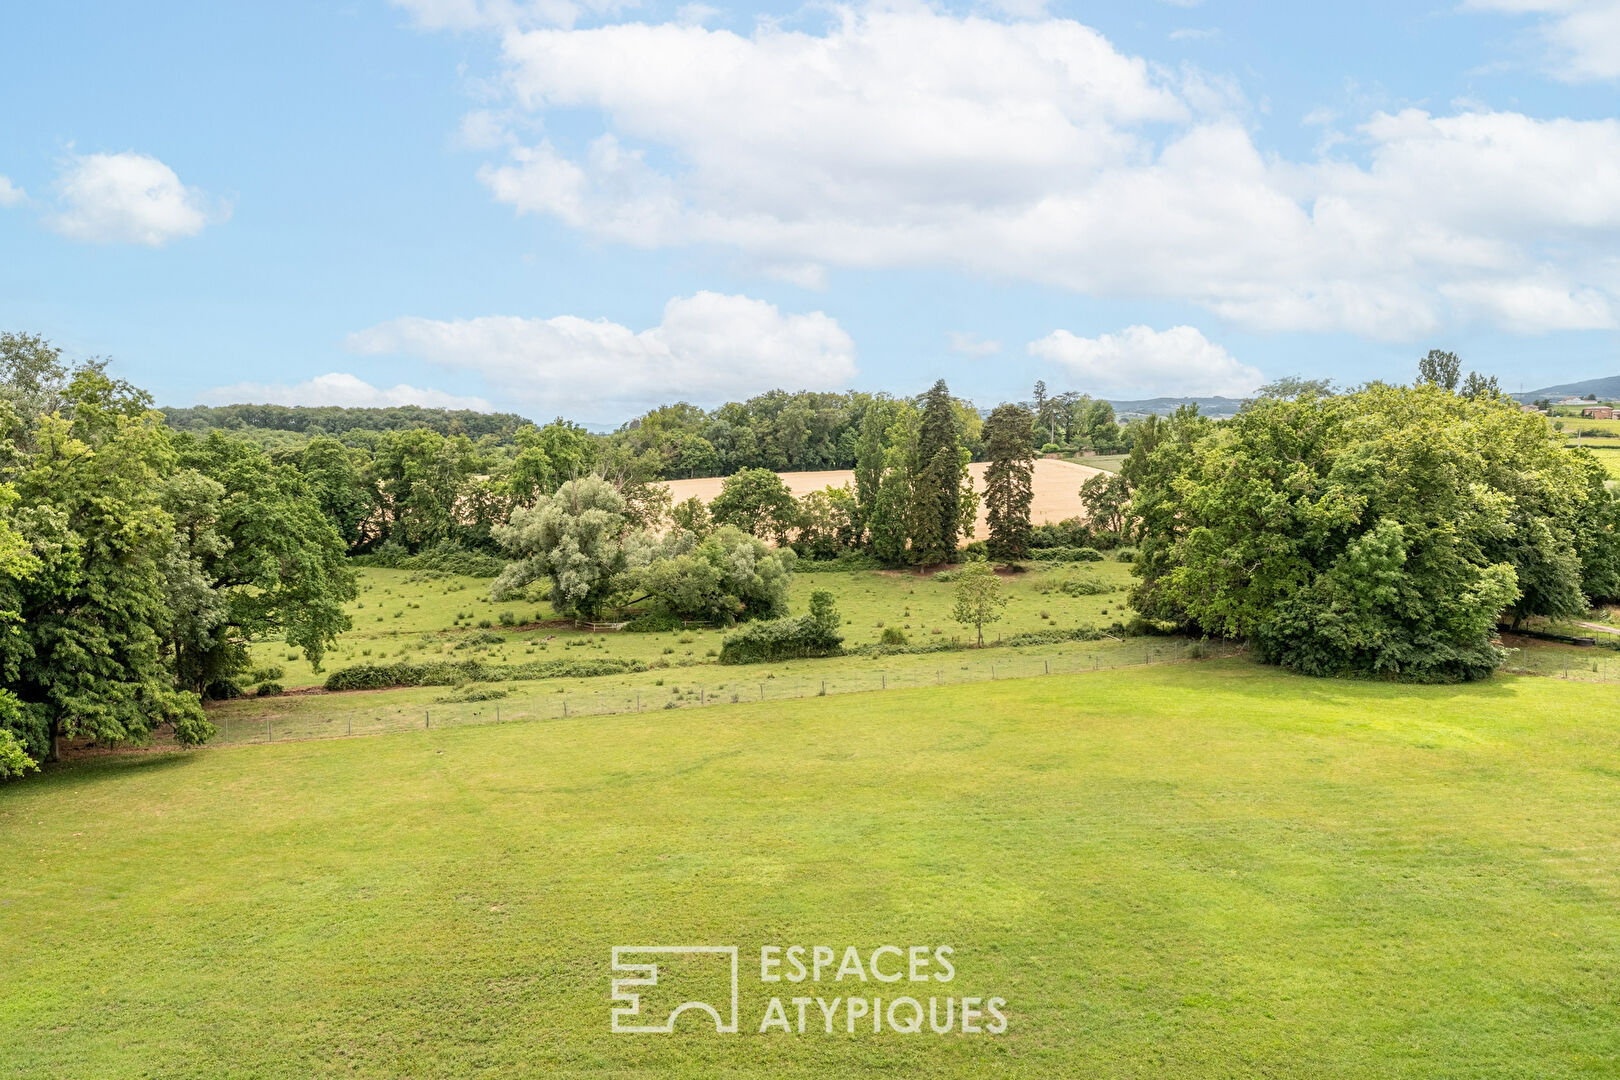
298, 437, 374, 553
1123, 385, 1611, 681
1252, 376, 1334, 401
3, 368, 212, 763
168, 431, 357, 690
635, 525, 794, 624
794, 486, 857, 560
982, 404, 1035, 560
1031, 380, 1056, 445
1079, 470, 1130, 539
1460, 371, 1502, 400
1418, 349, 1461, 392
852, 399, 894, 539
491, 476, 633, 620
710, 467, 798, 544
671, 495, 713, 537
951, 559, 1007, 646
911, 380, 966, 566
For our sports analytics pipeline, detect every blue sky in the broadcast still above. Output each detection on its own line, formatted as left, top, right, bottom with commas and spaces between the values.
2, 0, 1618, 425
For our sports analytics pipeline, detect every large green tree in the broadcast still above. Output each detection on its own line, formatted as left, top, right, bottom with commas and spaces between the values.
709, 467, 799, 544
2, 368, 212, 762
491, 476, 634, 620
982, 403, 1035, 561
1128, 384, 1615, 681
634, 525, 794, 625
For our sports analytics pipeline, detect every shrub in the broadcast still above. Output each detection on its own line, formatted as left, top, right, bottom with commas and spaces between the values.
352, 540, 506, 577
1053, 577, 1113, 597
255, 682, 285, 697
1002, 627, 1108, 647
498, 610, 516, 625
719, 591, 843, 664
477, 618, 493, 629
323, 656, 643, 691
1114, 547, 1137, 563
880, 627, 909, 646
435, 685, 509, 703
623, 611, 684, 633
249, 665, 286, 683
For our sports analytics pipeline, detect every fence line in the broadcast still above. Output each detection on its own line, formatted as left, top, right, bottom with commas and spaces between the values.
212, 640, 1243, 748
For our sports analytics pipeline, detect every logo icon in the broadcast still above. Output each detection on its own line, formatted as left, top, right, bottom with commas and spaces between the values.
610, 946, 739, 1034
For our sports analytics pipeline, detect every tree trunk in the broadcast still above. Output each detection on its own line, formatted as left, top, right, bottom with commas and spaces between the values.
47, 719, 61, 764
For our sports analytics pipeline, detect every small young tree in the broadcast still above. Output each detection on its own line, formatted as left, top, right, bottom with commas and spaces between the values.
982, 403, 1035, 560
951, 560, 1007, 646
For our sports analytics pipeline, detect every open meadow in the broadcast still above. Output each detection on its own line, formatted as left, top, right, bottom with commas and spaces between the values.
246, 560, 1142, 693
5, 661, 1620, 1078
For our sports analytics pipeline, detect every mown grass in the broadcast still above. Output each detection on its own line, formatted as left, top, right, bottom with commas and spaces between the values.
5, 660, 1620, 1078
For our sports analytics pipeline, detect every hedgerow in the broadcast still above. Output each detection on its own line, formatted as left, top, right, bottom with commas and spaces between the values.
324, 656, 643, 691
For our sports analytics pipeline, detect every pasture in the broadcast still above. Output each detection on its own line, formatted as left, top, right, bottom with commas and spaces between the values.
246, 561, 1141, 692
5, 661, 1620, 1077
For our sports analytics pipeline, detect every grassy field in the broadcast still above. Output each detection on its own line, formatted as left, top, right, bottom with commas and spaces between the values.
5, 660, 1620, 1077
247, 561, 1141, 691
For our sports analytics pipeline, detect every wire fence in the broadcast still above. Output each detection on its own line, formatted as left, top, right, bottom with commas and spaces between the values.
210, 639, 1243, 748
1502, 644, 1620, 684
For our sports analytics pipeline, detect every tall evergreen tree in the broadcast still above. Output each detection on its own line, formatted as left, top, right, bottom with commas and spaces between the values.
911, 380, 963, 566
983, 403, 1035, 560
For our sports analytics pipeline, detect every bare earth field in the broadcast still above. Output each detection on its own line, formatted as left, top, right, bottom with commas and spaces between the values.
662, 458, 1106, 538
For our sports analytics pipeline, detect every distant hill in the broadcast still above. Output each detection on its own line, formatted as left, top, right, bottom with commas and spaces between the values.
1106, 396, 1245, 420
160, 403, 531, 446
1512, 376, 1620, 404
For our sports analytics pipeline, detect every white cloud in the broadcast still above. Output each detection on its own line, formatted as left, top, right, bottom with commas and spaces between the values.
392, 0, 634, 31
49, 152, 226, 246
948, 330, 1003, 356
1466, 1, 1620, 82
198, 373, 493, 411
1028, 325, 1262, 398
0, 175, 24, 208
1169, 27, 1220, 40
449, 6, 1620, 339
346, 291, 857, 419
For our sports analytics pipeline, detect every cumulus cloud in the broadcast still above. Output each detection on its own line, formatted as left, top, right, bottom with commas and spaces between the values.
49, 152, 227, 246
1467, 1, 1620, 82
346, 291, 857, 419
0, 176, 24, 208
444, 6, 1620, 339
198, 372, 493, 411
1028, 325, 1262, 398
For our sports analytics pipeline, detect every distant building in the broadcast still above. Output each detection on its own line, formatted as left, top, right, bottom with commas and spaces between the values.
1558, 396, 1590, 406
1581, 406, 1615, 420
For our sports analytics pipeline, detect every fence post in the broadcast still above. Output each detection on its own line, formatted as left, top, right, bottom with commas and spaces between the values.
266, 718, 271, 742
700, 686, 705, 706
759, 683, 765, 701
990, 664, 995, 680
636, 690, 641, 711
495, 705, 500, 724
347, 717, 351, 736
820, 680, 826, 696
563, 697, 568, 718
1044, 659, 1050, 675
426, 710, 430, 729
881, 673, 886, 690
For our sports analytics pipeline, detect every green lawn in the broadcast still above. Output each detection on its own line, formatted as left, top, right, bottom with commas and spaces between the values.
5, 660, 1620, 1077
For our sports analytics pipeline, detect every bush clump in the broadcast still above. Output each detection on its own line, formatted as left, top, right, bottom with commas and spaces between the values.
255, 682, 285, 697
353, 540, 507, 578
324, 656, 643, 691
719, 590, 843, 664
435, 685, 509, 703
623, 611, 685, 633
880, 627, 909, 646
249, 665, 286, 683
